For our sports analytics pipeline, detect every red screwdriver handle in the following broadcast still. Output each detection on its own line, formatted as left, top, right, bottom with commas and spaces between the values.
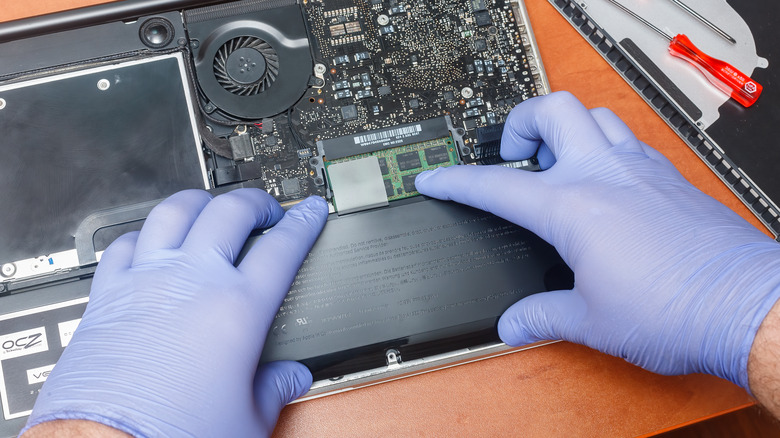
668, 34, 762, 107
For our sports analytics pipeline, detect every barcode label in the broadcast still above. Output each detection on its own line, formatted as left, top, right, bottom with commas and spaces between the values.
354, 124, 422, 146
322, 117, 449, 160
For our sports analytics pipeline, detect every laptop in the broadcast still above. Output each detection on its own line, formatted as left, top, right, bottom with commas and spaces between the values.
0, 0, 572, 434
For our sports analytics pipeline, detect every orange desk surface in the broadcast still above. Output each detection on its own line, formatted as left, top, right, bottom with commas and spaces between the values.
2, 0, 768, 436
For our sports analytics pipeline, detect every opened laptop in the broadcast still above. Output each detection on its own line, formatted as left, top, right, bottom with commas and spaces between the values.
0, 0, 573, 434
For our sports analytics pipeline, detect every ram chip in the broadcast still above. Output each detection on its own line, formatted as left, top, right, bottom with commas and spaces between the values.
384, 179, 394, 197
401, 173, 419, 193
324, 136, 458, 203
320, 117, 450, 160
424, 145, 450, 165
396, 151, 421, 171
378, 157, 389, 175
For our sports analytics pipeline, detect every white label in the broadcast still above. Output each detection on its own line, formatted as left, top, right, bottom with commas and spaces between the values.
58, 319, 81, 348
0, 327, 48, 360
26, 364, 55, 385
353, 124, 422, 146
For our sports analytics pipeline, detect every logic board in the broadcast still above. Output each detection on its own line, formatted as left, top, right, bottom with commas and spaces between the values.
0, 0, 549, 285
198, 0, 548, 212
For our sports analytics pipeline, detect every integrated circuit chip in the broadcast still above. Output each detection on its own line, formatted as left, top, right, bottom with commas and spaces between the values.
282, 178, 301, 196
384, 179, 394, 198
378, 157, 389, 175
341, 104, 358, 121
424, 145, 450, 165
396, 151, 422, 171
474, 10, 492, 26
471, 0, 487, 11
402, 173, 419, 193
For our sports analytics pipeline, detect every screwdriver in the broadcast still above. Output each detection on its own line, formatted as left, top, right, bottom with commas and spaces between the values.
605, 0, 762, 107
665, 0, 736, 44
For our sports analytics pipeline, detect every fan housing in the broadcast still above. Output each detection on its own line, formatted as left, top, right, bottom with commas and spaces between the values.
187, 4, 312, 120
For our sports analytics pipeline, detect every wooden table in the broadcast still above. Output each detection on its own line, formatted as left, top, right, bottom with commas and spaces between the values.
2, 0, 768, 436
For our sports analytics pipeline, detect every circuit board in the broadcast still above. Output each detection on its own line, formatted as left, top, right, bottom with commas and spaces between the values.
325, 135, 458, 204
203, 0, 545, 209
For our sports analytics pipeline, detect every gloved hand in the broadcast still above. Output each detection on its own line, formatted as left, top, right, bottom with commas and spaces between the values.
23, 189, 328, 437
416, 91, 780, 390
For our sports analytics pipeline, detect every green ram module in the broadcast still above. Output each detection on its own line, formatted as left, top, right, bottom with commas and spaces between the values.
324, 136, 458, 202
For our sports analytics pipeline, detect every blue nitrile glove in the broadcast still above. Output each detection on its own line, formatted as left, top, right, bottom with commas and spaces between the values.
23, 189, 328, 437
415, 91, 780, 390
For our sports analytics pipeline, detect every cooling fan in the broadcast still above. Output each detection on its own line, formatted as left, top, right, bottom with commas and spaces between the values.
213, 36, 279, 96
186, 1, 313, 120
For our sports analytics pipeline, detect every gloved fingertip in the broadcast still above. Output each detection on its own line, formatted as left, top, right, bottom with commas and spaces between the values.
257, 361, 313, 405
288, 363, 314, 402
295, 195, 328, 215
414, 167, 443, 186
94, 231, 139, 277
497, 291, 582, 346
497, 311, 542, 347
278, 363, 313, 404
285, 196, 329, 229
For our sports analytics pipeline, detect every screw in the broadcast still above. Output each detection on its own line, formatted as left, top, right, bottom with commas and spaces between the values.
0, 98, 6, 110
1, 263, 16, 278
97, 79, 111, 91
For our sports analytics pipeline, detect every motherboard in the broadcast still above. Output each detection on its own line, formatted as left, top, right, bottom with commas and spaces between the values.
191, 0, 545, 212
